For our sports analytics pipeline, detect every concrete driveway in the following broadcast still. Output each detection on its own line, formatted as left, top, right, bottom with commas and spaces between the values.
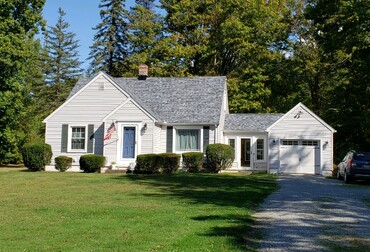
254, 175, 370, 251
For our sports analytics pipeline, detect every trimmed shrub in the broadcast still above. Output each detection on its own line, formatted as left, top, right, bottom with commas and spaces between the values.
79, 154, 106, 173
158, 153, 181, 174
206, 144, 234, 173
182, 152, 204, 173
21, 143, 52, 171
55, 156, 73, 172
332, 164, 338, 178
134, 154, 160, 174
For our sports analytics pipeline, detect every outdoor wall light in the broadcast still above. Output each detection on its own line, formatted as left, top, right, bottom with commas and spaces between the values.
323, 141, 329, 150
142, 123, 147, 130
294, 110, 303, 119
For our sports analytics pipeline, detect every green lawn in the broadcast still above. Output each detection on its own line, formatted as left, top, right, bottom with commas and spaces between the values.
0, 170, 277, 251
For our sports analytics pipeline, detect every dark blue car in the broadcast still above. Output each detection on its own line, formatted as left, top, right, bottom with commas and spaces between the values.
337, 151, 370, 183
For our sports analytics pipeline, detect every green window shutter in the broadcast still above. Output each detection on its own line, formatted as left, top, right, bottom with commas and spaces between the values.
203, 126, 210, 153
87, 124, 94, 153
166, 126, 173, 153
61, 124, 68, 152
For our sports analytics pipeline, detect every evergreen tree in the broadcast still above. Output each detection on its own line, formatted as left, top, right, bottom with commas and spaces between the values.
22, 38, 47, 144
125, 0, 164, 76
43, 7, 83, 111
88, 0, 129, 77
0, 0, 45, 163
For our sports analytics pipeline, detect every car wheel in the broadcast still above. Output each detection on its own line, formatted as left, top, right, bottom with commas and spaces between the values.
344, 172, 351, 184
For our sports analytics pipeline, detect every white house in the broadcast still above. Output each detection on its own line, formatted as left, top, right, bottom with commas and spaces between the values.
43, 68, 336, 175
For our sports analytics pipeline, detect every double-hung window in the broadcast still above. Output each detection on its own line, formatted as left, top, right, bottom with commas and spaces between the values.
70, 126, 87, 151
256, 139, 264, 161
176, 129, 200, 151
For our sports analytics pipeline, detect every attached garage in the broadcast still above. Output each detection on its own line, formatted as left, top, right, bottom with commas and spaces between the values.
267, 103, 336, 176
223, 103, 335, 176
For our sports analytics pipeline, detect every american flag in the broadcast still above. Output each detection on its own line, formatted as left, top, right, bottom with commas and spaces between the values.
104, 122, 116, 141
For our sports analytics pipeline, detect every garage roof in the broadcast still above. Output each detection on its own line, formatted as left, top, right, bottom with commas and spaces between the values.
224, 114, 284, 131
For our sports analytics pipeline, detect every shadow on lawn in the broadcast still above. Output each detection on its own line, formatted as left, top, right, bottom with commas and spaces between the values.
118, 173, 277, 250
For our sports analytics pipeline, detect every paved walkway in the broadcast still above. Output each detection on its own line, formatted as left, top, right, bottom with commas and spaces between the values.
254, 175, 370, 251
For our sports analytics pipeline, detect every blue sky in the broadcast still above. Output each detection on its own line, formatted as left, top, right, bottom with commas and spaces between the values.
42, 0, 136, 70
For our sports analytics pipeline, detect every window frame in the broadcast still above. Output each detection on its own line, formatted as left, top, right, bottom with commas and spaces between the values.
228, 139, 235, 149
256, 139, 265, 161
282, 140, 299, 146
67, 125, 88, 152
173, 126, 203, 153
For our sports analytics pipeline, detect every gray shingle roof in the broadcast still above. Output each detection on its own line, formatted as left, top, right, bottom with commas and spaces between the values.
68, 77, 92, 99
224, 114, 284, 131
68, 74, 226, 124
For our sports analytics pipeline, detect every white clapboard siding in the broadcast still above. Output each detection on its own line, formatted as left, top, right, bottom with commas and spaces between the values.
45, 75, 128, 167
159, 125, 167, 153
153, 125, 162, 153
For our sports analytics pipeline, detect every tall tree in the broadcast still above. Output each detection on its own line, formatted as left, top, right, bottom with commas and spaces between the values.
43, 7, 83, 112
125, 0, 164, 76
306, 0, 370, 157
22, 38, 47, 144
161, 0, 291, 112
0, 0, 45, 163
88, 0, 129, 77
267, 0, 329, 114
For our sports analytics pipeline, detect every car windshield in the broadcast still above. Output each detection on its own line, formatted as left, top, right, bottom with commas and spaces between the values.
354, 153, 370, 161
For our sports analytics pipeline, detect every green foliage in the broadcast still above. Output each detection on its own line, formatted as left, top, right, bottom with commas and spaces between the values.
88, 0, 129, 76
134, 153, 180, 174
22, 39, 48, 145
182, 152, 204, 173
124, 0, 165, 76
306, 0, 370, 157
158, 153, 181, 174
0, 0, 45, 164
55, 156, 73, 172
42, 8, 82, 113
161, 0, 290, 110
206, 144, 234, 173
134, 154, 160, 174
21, 143, 52, 171
79, 154, 106, 173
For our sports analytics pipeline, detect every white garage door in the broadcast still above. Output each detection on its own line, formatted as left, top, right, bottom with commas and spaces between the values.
279, 140, 320, 174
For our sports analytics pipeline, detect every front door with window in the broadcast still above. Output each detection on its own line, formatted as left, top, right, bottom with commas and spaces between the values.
123, 127, 136, 159
241, 138, 251, 167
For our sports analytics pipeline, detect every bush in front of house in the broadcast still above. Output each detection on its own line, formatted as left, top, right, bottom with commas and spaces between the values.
332, 164, 338, 178
206, 144, 234, 173
158, 153, 181, 173
21, 143, 53, 171
55, 156, 73, 172
79, 154, 106, 173
134, 154, 160, 174
182, 152, 204, 173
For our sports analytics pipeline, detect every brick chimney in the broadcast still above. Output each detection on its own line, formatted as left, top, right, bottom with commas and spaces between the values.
138, 64, 148, 80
